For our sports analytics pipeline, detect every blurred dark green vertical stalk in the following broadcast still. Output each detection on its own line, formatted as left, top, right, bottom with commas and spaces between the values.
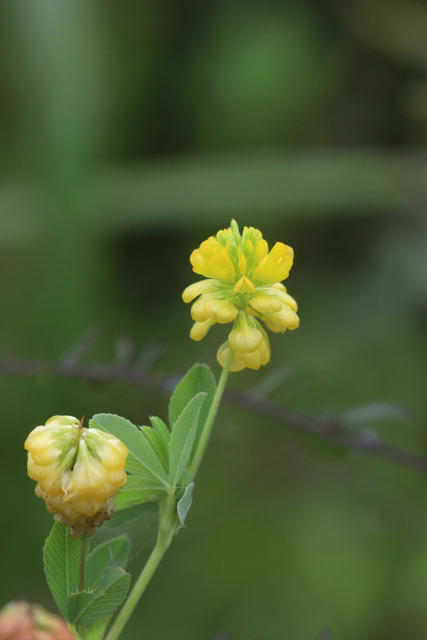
6, 0, 114, 354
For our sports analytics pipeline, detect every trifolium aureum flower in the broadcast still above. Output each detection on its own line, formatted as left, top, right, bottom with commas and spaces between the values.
182, 220, 299, 371
25, 416, 128, 539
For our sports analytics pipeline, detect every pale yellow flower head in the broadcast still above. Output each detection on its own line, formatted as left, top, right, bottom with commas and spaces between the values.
25, 415, 128, 539
182, 220, 299, 371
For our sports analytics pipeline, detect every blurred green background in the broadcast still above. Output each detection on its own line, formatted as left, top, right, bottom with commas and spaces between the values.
2, 0, 427, 638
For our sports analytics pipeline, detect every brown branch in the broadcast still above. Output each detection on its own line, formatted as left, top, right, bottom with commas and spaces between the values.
2, 356, 426, 475
228, 390, 427, 474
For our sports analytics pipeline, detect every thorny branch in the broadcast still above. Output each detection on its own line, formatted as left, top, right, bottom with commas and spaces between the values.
1, 349, 426, 476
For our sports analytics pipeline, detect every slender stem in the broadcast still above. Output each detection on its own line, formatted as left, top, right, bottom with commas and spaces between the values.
189, 347, 234, 478
105, 495, 177, 640
78, 534, 86, 592
105, 354, 233, 640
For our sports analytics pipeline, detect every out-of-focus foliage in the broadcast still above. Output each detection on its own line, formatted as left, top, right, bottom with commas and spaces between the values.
1, 0, 427, 639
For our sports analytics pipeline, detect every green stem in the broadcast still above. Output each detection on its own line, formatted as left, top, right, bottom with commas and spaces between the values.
78, 535, 86, 592
189, 347, 234, 478
104, 351, 233, 640
105, 495, 177, 640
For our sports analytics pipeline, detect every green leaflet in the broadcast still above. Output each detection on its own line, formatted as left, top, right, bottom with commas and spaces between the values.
168, 393, 206, 487
141, 424, 168, 472
67, 566, 130, 625
150, 415, 171, 443
175, 482, 195, 534
105, 501, 158, 530
43, 523, 80, 619
85, 536, 131, 591
168, 364, 216, 434
90, 414, 170, 489
114, 476, 159, 510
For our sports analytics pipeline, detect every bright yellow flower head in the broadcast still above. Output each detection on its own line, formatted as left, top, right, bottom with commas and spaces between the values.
182, 220, 299, 371
25, 415, 128, 539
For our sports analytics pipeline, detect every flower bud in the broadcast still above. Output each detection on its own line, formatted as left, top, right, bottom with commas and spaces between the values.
25, 416, 128, 539
0, 601, 74, 640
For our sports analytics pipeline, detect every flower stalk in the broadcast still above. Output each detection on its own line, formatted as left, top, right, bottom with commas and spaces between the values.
78, 535, 86, 593
105, 494, 178, 640
189, 346, 234, 478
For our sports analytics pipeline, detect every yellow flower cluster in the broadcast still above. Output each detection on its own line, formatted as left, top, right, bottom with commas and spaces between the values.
182, 220, 299, 371
25, 416, 128, 539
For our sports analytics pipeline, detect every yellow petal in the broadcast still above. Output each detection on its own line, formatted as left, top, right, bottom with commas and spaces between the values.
105, 468, 128, 489
190, 319, 215, 341
239, 324, 270, 369
211, 298, 239, 323
253, 242, 294, 285
88, 432, 129, 470
29, 443, 62, 466
234, 275, 255, 294
268, 242, 294, 282
190, 296, 215, 322
199, 237, 223, 259
44, 415, 80, 430
271, 282, 287, 292
238, 252, 247, 275
265, 318, 286, 333
25, 425, 58, 451
208, 250, 235, 282
252, 238, 269, 265
269, 242, 294, 263
276, 304, 300, 330
265, 305, 300, 333
27, 458, 62, 489
217, 341, 246, 372
61, 471, 77, 500
253, 253, 274, 283
228, 312, 262, 353
249, 292, 282, 314
190, 237, 223, 277
270, 288, 298, 311
190, 299, 207, 322
70, 496, 105, 517
191, 296, 238, 324
182, 279, 218, 303
72, 441, 107, 495
240, 343, 270, 369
